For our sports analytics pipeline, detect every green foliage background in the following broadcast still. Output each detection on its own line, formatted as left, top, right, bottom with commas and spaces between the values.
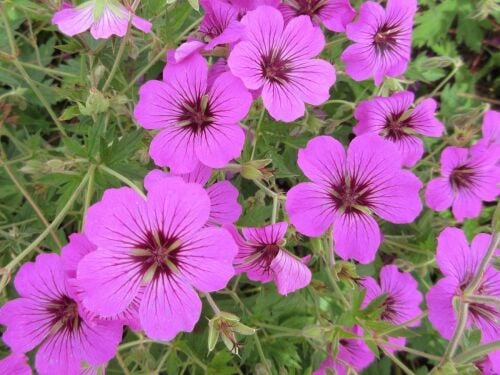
0, 0, 498, 374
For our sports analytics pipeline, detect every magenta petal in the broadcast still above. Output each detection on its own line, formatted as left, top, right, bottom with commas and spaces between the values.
439, 147, 468, 176
370, 169, 423, 224
436, 227, 476, 281
261, 81, 305, 122
392, 136, 424, 167
77, 320, 123, 366
0, 354, 31, 375
206, 181, 242, 225
271, 250, 312, 295
131, 14, 152, 33
426, 277, 459, 340
84, 187, 147, 252
288, 59, 336, 106
177, 227, 237, 292
210, 72, 253, 125
281, 15, 325, 59
242, 222, 287, 243
360, 276, 382, 308
425, 177, 454, 212
77, 250, 142, 317
452, 192, 483, 222
90, 6, 128, 39
320, 0, 356, 32
194, 123, 246, 168
139, 274, 201, 341
52, 3, 94, 37
410, 98, 444, 137
286, 182, 336, 237
61, 233, 96, 278
134, 80, 181, 130
149, 128, 199, 172
146, 179, 210, 238
0, 299, 51, 353
297, 135, 346, 185
332, 213, 381, 264
35, 331, 80, 375
227, 41, 266, 90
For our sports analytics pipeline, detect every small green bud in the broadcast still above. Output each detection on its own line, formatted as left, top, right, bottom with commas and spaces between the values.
240, 159, 273, 180
80, 88, 109, 116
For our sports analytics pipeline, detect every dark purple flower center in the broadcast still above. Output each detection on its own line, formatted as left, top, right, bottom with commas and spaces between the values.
288, 0, 328, 18
178, 95, 214, 133
260, 51, 290, 85
450, 165, 475, 190
330, 176, 373, 214
373, 23, 401, 55
246, 243, 281, 273
383, 112, 413, 140
380, 294, 398, 322
47, 295, 81, 333
132, 230, 182, 281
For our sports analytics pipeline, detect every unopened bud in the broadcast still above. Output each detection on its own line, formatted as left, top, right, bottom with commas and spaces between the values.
79, 88, 109, 116
240, 159, 273, 181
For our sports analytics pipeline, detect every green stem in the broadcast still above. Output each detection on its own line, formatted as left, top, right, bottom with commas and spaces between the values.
430, 61, 462, 97
81, 165, 96, 229
102, 28, 130, 91
441, 302, 469, 363
0, 154, 62, 249
250, 107, 266, 160
254, 334, 271, 374
464, 294, 500, 306
454, 340, 500, 364
253, 180, 279, 224
99, 164, 146, 198
377, 339, 441, 361
380, 346, 415, 375
204, 293, 221, 314
0, 11, 67, 137
323, 240, 350, 309
0, 166, 95, 292
465, 232, 500, 294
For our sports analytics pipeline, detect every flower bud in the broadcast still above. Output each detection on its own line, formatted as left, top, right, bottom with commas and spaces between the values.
79, 88, 109, 116
240, 159, 273, 181
208, 312, 255, 355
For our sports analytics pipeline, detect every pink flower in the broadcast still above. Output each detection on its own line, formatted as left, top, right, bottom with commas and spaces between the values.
144, 164, 242, 225
426, 228, 500, 343
199, 0, 245, 50
425, 146, 499, 221
134, 53, 252, 173
341, 0, 417, 85
0, 354, 31, 375
471, 110, 500, 158
286, 134, 423, 264
228, 6, 336, 122
52, 0, 152, 39
313, 326, 375, 375
361, 265, 422, 350
76, 178, 238, 341
0, 254, 122, 375
225, 0, 280, 15
226, 222, 311, 295
279, 0, 355, 32
354, 91, 444, 167
61, 233, 142, 330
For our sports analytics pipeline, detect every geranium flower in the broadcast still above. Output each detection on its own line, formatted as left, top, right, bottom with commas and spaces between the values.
279, 0, 355, 32
134, 53, 252, 173
228, 6, 336, 122
52, 0, 152, 39
226, 222, 311, 295
361, 265, 423, 350
0, 254, 122, 375
354, 91, 444, 167
144, 163, 242, 225
313, 326, 375, 375
426, 228, 500, 345
341, 0, 417, 85
425, 146, 499, 221
0, 354, 31, 375
76, 178, 238, 341
61, 233, 142, 330
286, 134, 422, 264
471, 110, 500, 157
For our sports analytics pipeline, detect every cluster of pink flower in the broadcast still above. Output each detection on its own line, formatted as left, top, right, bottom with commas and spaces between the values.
0, 0, 498, 374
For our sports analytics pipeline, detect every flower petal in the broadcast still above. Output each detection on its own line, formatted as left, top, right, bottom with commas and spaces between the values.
139, 274, 201, 341
271, 250, 312, 295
